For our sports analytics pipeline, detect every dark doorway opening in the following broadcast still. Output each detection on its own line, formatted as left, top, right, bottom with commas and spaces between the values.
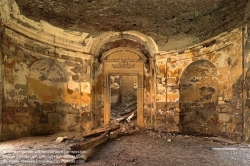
110, 75, 137, 120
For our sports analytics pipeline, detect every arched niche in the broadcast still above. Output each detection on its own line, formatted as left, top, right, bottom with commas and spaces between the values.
91, 31, 158, 60
28, 59, 67, 103
179, 60, 218, 135
27, 59, 67, 133
100, 47, 147, 126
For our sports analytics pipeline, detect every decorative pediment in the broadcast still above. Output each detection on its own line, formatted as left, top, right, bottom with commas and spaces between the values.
101, 47, 147, 62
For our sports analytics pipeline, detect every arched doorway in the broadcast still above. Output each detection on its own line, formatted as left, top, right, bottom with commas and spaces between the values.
179, 60, 218, 135
91, 31, 158, 128
101, 47, 147, 126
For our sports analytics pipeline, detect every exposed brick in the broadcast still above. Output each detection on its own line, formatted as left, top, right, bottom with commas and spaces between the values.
61, 54, 69, 60
49, 52, 56, 57
24, 43, 33, 50
75, 57, 83, 63
218, 113, 231, 123
37, 47, 44, 54
16, 48, 24, 57
3, 45, 13, 56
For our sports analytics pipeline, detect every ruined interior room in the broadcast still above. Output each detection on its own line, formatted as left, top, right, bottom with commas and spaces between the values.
1, 0, 250, 165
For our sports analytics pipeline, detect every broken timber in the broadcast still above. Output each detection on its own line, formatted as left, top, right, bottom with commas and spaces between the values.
115, 110, 137, 123
70, 131, 109, 152
209, 137, 237, 144
70, 124, 120, 152
69, 110, 136, 157
82, 124, 120, 138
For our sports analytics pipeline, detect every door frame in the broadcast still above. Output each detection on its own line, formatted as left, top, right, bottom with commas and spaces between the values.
101, 47, 147, 127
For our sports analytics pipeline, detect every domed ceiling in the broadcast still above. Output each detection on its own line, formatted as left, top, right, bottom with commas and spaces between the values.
15, 0, 247, 49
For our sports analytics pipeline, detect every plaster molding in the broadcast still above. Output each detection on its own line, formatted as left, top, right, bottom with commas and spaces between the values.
0, 0, 92, 53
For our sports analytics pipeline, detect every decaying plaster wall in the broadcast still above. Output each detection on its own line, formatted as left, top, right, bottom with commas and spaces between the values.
156, 28, 244, 141
0, 23, 3, 141
0, 0, 94, 141
179, 60, 218, 135
1, 28, 93, 141
243, 23, 250, 142
1, 0, 250, 142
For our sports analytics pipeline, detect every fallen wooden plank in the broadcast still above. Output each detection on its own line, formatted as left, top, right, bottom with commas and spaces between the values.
82, 124, 120, 138
115, 110, 137, 123
71, 131, 109, 152
126, 112, 137, 123
209, 137, 237, 144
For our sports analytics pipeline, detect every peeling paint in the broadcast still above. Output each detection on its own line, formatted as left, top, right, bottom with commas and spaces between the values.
0, 0, 248, 142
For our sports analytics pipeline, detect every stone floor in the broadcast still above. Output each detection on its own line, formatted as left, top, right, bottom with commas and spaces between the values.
0, 130, 250, 166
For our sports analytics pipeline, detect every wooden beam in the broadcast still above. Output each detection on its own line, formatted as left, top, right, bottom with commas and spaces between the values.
71, 131, 109, 151
82, 124, 120, 138
115, 110, 136, 123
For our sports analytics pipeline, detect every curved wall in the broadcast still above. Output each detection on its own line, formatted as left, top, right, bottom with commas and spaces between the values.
0, 0, 250, 142
1, 28, 93, 140
0, 0, 94, 140
155, 27, 244, 141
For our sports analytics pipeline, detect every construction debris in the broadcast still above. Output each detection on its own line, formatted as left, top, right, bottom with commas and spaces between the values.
111, 99, 137, 122
55, 136, 73, 143
61, 100, 139, 163
70, 131, 109, 152
126, 111, 137, 123
82, 124, 120, 139
109, 130, 119, 139
113, 110, 137, 123
209, 137, 237, 145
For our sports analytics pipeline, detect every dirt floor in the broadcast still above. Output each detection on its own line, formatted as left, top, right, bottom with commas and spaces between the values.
1, 129, 250, 166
